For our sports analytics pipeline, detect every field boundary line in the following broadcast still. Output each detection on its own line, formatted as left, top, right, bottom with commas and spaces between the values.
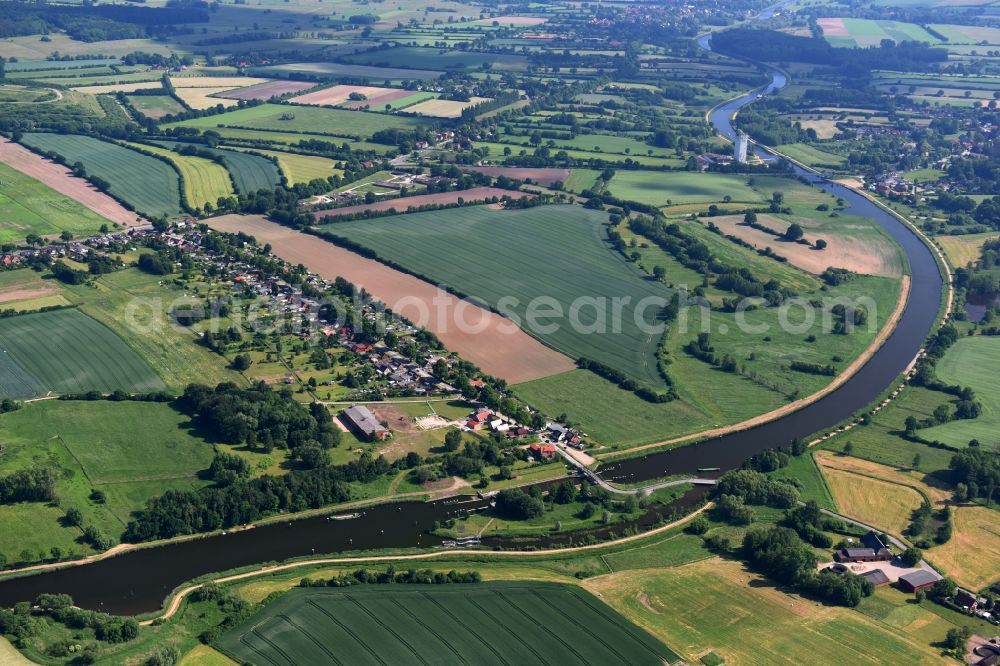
143, 503, 710, 624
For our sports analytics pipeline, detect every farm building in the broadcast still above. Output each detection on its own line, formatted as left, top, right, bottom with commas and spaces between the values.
861, 531, 890, 552
835, 546, 892, 563
955, 588, 980, 611
341, 405, 390, 441
860, 570, 890, 587
529, 443, 558, 460
898, 570, 941, 594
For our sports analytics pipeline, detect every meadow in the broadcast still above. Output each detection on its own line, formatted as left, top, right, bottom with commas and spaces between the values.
608, 171, 764, 206
215, 582, 678, 666
586, 558, 950, 665
0, 309, 165, 399
937, 232, 999, 268
0, 162, 111, 242
126, 95, 187, 120
162, 103, 432, 141
124, 142, 235, 210
921, 336, 1000, 448
0, 400, 212, 563
818, 460, 924, 536
775, 142, 847, 167
20, 133, 184, 218
322, 205, 672, 388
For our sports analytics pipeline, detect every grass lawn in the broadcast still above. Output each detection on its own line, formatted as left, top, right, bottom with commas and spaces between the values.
0, 308, 165, 399
921, 336, 1000, 449
0, 400, 213, 563
20, 133, 184, 219
0, 162, 113, 242
124, 141, 234, 210
215, 582, 679, 665
162, 103, 432, 141
585, 557, 950, 665
324, 205, 672, 388
608, 171, 764, 207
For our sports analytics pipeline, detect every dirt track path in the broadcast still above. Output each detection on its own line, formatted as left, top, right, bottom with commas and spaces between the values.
143, 503, 711, 624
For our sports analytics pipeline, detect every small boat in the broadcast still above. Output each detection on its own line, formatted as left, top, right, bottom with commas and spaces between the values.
697, 467, 721, 472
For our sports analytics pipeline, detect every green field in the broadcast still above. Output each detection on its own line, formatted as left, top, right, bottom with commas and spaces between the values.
0, 400, 212, 562
255, 62, 444, 81
0, 308, 165, 399
237, 148, 342, 184
921, 335, 1000, 449
0, 162, 112, 242
124, 141, 235, 210
607, 171, 764, 206
822, 18, 942, 48
20, 133, 184, 218
775, 143, 847, 167
162, 103, 433, 141
323, 205, 672, 388
215, 583, 679, 665
170, 144, 282, 194
342, 46, 529, 71
125, 94, 185, 120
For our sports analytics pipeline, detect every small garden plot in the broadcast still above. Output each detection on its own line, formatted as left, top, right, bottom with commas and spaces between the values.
215, 79, 315, 101
405, 96, 491, 117
0, 309, 165, 398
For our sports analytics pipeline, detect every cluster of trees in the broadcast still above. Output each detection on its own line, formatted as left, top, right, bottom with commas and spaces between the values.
494, 487, 545, 520
187, 583, 254, 645
301, 567, 482, 587
0, 467, 57, 505
178, 382, 341, 461
789, 361, 837, 377
713, 469, 799, 509
906, 500, 953, 547
0, 2, 208, 42
50, 260, 90, 285
949, 447, 999, 505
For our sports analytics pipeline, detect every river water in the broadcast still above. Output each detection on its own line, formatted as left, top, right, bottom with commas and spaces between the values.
0, 11, 944, 616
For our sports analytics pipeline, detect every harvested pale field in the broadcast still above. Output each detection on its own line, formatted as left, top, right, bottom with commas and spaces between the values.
0, 285, 59, 305
170, 76, 271, 89
173, 87, 241, 110
471, 15, 547, 25
820, 463, 924, 536
817, 17, 849, 37
205, 214, 574, 383
70, 81, 162, 94
797, 118, 840, 139
289, 84, 398, 107
458, 166, 570, 186
937, 233, 999, 268
709, 214, 902, 277
215, 80, 315, 101
815, 451, 949, 503
406, 96, 491, 118
927, 505, 1000, 591
0, 139, 142, 227
313, 187, 532, 221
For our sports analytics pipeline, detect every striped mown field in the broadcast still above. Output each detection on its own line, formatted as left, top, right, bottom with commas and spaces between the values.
124, 141, 234, 210
0, 308, 165, 398
215, 582, 679, 666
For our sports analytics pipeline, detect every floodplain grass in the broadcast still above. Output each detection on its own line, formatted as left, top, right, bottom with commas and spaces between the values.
20, 133, 183, 218
920, 336, 1000, 449
0, 162, 112, 242
162, 103, 433, 141
124, 141, 235, 210
215, 582, 679, 666
584, 557, 950, 666
608, 171, 765, 206
0, 308, 165, 398
323, 205, 671, 388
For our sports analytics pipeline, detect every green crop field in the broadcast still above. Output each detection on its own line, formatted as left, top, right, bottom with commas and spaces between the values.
821, 18, 941, 48
125, 94, 186, 120
608, 171, 764, 206
154, 141, 282, 195
0, 400, 213, 561
921, 336, 1000, 449
237, 148, 342, 184
124, 141, 234, 210
20, 133, 184, 218
0, 162, 112, 242
775, 143, 847, 167
161, 103, 433, 141
342, 46, 529, 71
0, 309, 165, 398
215, 583, 679, 666
323, 205, 672, 388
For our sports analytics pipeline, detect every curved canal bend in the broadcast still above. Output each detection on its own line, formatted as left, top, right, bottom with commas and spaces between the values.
0, 28, 944, 616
